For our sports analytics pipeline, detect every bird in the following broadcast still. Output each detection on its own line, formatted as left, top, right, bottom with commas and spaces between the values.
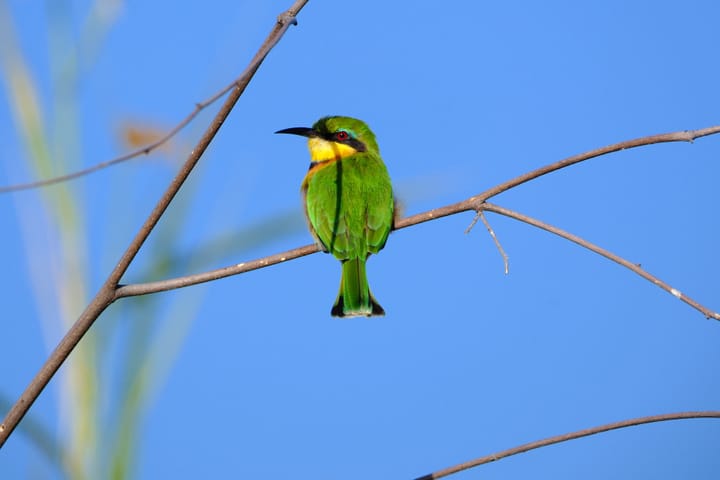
276, 116, 394, 318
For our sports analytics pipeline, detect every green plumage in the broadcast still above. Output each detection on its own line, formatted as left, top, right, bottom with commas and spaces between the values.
277, 116, 394, 318
305, 146, 392, 316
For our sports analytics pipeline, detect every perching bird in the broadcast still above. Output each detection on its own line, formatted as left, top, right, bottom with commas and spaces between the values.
276, 116, 394, 318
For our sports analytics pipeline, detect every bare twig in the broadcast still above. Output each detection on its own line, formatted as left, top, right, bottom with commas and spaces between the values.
0, 34, 280, 194
482, 202, 720, 321
115, 244, 319, 298
1, 95, 210, 193
414, 411, 720, 479
394, 126, 720, 229
472, 126, 720, 203
474, 211, 509, 274
0, 0, 309, 448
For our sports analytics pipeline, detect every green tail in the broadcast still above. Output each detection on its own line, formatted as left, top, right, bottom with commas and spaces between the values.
331, 258, 384, 318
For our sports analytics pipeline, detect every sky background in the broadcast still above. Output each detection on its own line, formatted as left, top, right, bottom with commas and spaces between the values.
1, 0, 719, 478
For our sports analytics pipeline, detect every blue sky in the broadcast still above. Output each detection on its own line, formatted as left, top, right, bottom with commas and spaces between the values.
1, 0, 719, 478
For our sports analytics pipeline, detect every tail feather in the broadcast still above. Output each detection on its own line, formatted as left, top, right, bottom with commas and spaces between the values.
331, 258, 384, 318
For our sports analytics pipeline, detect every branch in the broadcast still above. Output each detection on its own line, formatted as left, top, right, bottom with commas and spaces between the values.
481, 203, 720, 321
115, 244, 319, 298
112, 198, 720, 320
414, 411, 720, 479
0, 0, 309, 448
1, 91, 216, 193
0, 28, 281, 194
394, 126, 720, 228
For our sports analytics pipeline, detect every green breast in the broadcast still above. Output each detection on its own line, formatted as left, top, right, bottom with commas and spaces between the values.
304, 152, 393, 260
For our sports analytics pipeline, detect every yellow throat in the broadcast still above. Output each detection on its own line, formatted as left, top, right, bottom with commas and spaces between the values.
308, 137, 358, 163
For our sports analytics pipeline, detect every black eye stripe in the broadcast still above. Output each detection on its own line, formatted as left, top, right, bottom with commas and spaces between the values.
346, 138, 367, 152
320, 131, 366, 152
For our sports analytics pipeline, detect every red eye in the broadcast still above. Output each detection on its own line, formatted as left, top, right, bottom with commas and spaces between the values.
335, 131, 349, 141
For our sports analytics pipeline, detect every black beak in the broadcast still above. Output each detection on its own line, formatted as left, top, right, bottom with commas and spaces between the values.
275, 127, 318, 137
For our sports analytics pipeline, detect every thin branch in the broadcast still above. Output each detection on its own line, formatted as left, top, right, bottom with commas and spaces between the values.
1, 96, 208, 193
414, 411, 720, 479
110, 198, 720, 321
482, 202, 720, 321
474, 211, 509, 274
0, 0, 309, 448
393, 126, 720, 229
115, 244, 319, 298
473, 126, 720, 203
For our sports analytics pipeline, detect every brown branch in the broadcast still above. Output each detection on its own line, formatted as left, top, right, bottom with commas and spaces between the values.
110, 198, 720, 320
414, 411, 720, 479
0, 0, 309, 448
475, 126, 720, 202
115, 244, 319, 298
394, 126, 720, 229
1, 95, 211, 193
481, 203, 720, 321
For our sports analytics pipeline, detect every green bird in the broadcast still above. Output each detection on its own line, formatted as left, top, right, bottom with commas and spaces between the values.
276, 116, 394, 318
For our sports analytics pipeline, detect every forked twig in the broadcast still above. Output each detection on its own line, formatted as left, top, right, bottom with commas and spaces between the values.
481, 202, 720, 320
466, 211, 509, 274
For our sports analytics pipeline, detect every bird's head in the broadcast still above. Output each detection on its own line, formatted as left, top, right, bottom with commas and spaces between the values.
276, 116, 379, 163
